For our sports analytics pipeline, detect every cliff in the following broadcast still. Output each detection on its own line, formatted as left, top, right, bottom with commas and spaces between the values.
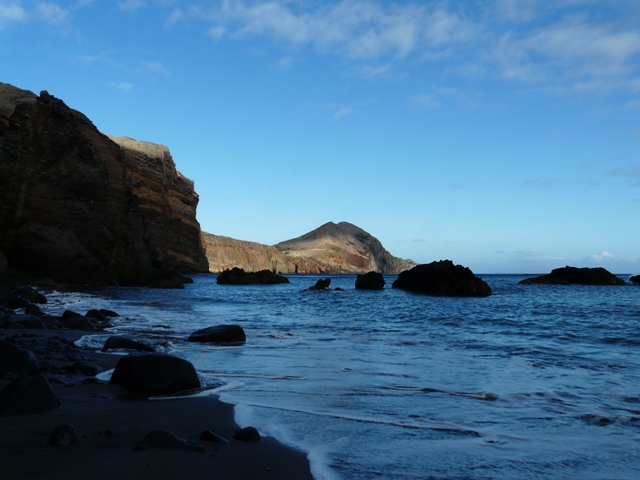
0, 82, 208, 286
202, 222, 415, 274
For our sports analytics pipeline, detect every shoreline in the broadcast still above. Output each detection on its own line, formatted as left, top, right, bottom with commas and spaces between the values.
1, 311, 314, 479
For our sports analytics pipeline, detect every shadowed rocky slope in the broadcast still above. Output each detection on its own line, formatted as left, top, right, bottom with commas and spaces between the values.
202, 222, 415, 274
0, 82, 208, 286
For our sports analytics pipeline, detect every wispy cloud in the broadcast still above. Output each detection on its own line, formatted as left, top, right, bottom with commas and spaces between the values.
334, 106, 354, 118
164, 8, 181, 28
607, 162, 640, 186
410, 93, 441, 109
140, 60, 169, 75
590, 251, 615, 262
0, 2, 26, 28
518, 178, 555, 189
119, 0, 145, 12
35, 2, 68, 23
110, 81, 133, 92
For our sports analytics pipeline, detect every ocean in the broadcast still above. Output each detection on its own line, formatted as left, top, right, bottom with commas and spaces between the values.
48, 274, 640, 479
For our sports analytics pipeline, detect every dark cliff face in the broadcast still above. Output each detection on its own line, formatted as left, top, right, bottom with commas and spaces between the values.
0, 84, 208, 286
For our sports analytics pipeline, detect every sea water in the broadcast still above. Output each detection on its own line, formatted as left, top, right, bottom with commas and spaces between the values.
51, 274, 640, 479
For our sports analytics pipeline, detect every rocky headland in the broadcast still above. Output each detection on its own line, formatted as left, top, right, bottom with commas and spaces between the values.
0, 82, 208, 287
202, 221, 415, 274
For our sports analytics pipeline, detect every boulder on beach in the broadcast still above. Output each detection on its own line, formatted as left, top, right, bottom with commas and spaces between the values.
102, 336, 155, 352
133, 429, 206, 452
5, 314, 45, 329
391, 260, 492, 297
355, 271, 385, 290
519, 266, 626, 286
309, 279, 331, 290
49, 424, 77, 446
0, 374, 60, 416
85, 309, 108, 322
13, 286, 47, 304
109, 353, 201, 396
60, 310, 82, 321
60, 315, 96, 332
200, 429, 229, 443
233, 426, 261, 442
0, 340, 39, 380
216, 267, 290, 285
188, 325, 246, 344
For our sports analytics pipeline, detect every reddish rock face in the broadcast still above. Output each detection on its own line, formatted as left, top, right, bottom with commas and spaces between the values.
0, 84, 208, 286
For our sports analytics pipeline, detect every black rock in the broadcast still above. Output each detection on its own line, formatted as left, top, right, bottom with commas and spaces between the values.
60, 316, 96, 332
13, 286, 47, 304
0, 375, 60, 416
60, 310, 82, 321
69, 361, 103, 376
309, 279, 331, 290
199, 429, 229, 443
188, 325, 246, 344
25, 303, 45, 317
85, 309, 108, 322
49, 424, 77, 446
355, 271, 385, 290
519, 266, 626, 286
5, 314, 45, 329
232, 426, 261, 442
109, 353, 201, 396
0, 339, 39, 380
100, 309, 120, 317
133, 429, 206, 452
392, 260, 492, 297
102, 336, 155, 352
629, 275, 639, 285
2, 296, 31, 309
217, 267, 290, 285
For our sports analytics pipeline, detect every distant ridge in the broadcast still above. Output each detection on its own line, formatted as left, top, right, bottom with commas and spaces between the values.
201, 221, 415, 274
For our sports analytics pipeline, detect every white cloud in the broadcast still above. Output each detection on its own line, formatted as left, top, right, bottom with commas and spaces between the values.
141, 60, 169, 75
334, 106, 354, 118
35, 2, 67, 23
110, 82, 133, 92
119, 0, 144, 12
410, 93, 441, 109
590, 251, 615, 262
276, 56, 294, 69
0, 2, 25, 28
208, 25, 226, 40
164, 8, 182, 28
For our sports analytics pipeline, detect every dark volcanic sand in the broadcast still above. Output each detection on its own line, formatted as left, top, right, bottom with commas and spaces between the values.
0, 328, 314, 480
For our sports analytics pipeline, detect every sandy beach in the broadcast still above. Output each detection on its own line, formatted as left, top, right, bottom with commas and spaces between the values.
0, 322, 314, 480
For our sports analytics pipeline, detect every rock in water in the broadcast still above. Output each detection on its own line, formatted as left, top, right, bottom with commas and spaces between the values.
309, 279, 331, 290
133, 429, 205, 452
519, 266, 626, 286
49, 424, 77, 446
109, 353, 201, 396
355, 271, 385, 290
188, 325, 246, 344
102, 336, 155, 352
630, 275, 640, 285
216, 267, 290, 285
392, 260, 492, 297
0, 340, 40, 380
0, 375, 60, 416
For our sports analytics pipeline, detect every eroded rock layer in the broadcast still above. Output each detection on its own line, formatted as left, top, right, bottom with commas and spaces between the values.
0, 83, 208, 286
202, 222, 415, 274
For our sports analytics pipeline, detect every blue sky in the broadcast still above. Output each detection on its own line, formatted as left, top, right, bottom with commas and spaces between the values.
1, 0, 639, 273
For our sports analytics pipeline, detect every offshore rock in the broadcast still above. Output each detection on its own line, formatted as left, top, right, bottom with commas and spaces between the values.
216, 267, 289, 285
201, 221, 416, 275
519, 266, 626, 286
309, 278, 331, 290
0, 83, 208, 287
629, 275, 639, 285
109, 353, 201, 396
355, 271, 385, 290
392, 260, 492, 297
188, 324, 246, 344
